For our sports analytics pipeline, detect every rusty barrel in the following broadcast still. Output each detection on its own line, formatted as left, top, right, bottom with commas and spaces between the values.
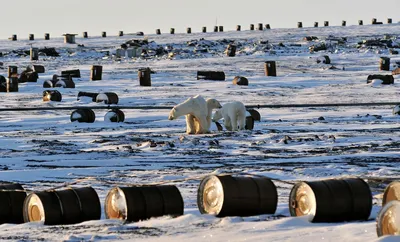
380, 57, 390, 71
377, 200, 400, 237
197, 175, 277, 217
105, 185, 184, 222
265, 61, 277, 76
289, 178, 372, 222
23, 187, 101, 225
138, 68, 151, 86
104, 109, 125, 122
90, 65, 103, 81
0, 183, 26, 224
197, 71, 225, 81
383, 181, 400, 206
96, 92, 119, 104
30, 48, 39, 61
70, 109, 95, 123
43, 90, 62, 102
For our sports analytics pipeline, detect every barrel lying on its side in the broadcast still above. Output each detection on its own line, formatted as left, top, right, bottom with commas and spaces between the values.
0, 184, 26, 224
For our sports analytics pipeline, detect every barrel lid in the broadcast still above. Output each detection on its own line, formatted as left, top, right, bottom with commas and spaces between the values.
383, 181, 400, 206
105, 187, 128, 220
197, 175, 224, 215
289, 182, 316, 222
377, 200, 400, 236
25, 194, 45, 223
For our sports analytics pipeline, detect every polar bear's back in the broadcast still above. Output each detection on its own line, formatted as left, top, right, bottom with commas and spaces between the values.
222, 101, 246, 114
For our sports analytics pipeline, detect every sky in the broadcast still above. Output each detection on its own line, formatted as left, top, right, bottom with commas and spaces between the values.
2, 0, 399, 40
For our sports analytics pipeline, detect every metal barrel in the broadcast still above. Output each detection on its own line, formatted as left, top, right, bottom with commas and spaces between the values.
236, 25, 241, 31
202, 27, 207, 33
23, 187, 100, 225
61, 69, 81, 78
104, 109, 125, 122
226, 44, 236, 57
383, 181, 400, 206
96, 92, 119, 104
247, 109, 261, 121
314, 22, 319, 27
250, 24, 254, 30
138, 68, 151, 86
264, 61, 277, 76
289, 178, 372, 222
232, 76, 248, 86
377, 200, 400, 237
55, 78, 75, 88
43, 90, 62, 102
380, 57, 390, 71
70, 109, 96, 123
197, 175, 278, 217
218, 26, 224, 32
90, 65, 103, 81
105, 185, 184, 222
77, 91, 98, 102
196, 71, 225, 81
0, 184, 26, 224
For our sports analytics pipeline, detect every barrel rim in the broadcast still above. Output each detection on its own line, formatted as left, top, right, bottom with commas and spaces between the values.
105, 187, 128, 220
197, 175, 225, 215
289, 181, 316, 221
376, 200, 400, 237
23, 193, 46, 223
383, 181, 400, 206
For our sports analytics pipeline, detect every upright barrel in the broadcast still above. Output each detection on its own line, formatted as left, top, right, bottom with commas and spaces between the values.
289, 178, 372, 222
264, 61, 277, 76
377, 200, 400, 237
383, 181, 400, 206
380, 57, 390, 71
90, 65, 103, 81
138, 68, 151, 86
197, 175, 278, 217
23, 187, 101, 225
0, 184, 26, 224
105, 185, 184, 222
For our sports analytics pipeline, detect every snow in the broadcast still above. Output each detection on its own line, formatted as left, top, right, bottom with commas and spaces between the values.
0, 23, 399, 241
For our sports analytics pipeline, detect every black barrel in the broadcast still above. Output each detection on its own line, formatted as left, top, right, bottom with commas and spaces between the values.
250, 24, 255, 31
70, 109, 95, 123
18, 71, 38, 83
44, 33, 50, 40
138, 68, 151, 86
289, 178, 372, 222
324, 21, 329, 27
236, 25, 241, 31
265, 61, 277, 76
105, 185, 184, 222
377, 200, 400, 237
372, 18, 377, 24
0, 184, 26, 224
23, 187, 100, 225
170, 28, 175, 34
61, 69, 81, 78
0, 76, 6, 92
218, 26, 223, 32
202, 27, 207, 33
197, 71, 225, 81
55, 78, 75, 88
380, 57, 390, 71
314, 22, 319, 28
30, 48, 39, 61
265, 24, 271, 29
247, 109, 261, 121
27, 65, 45, 73
387, 18, 392, 24
119, 31, 124, 37
11, 34, 17, 41
90, 65, 103, 81
104, 109, 125, 122
198, 175, 277, 217
367, 75, 394, 85
43, 80, 56, 88
342, 20, 346, 26
297, 22, 303, 28
7, 77, 18, 92
232, 76, 248, 86
8, 66, 17, 78
226, 44, 236, 57
383, 181, 400, 206
77, 91, 98, 102
359, 20, 363, 25
83, 32, 88, 38
29, 34, 34, 41
102, 31, 107, 37
96, 92, 119, 104
214, 26, 218, 32
43, 90, 62, 102
317, 55, 331, 64
156, 29, 161, 35
245, 116, 254, 130
186, 27, 191, 34
258, 23, 263, 30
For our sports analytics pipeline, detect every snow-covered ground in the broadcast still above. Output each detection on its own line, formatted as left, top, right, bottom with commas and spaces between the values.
0, 23, 400, 241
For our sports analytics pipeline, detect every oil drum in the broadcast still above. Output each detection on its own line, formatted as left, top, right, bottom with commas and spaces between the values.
0, 183, 26, 224
232, 76, 248, 86
197, 71, 225, 81
43, 90, 62, 102
70, 109, 96, 123
104, 109, 125, 122
376, 200, 400, 236
383, 181, 400, 206
105, 185, 184, 222
55, 78, 75, 88
96, 92, 119, 104
23, 187, 101, 225
289, 178, 372, 222
247, 109, 261, 121
197, 175, 278, 217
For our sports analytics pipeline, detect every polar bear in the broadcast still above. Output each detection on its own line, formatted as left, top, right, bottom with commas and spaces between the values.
212, 101, 246, 131
168, 95, 221, 134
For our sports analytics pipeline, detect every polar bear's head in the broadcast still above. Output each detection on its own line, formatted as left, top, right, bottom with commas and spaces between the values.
206, 99, 222, 109
212, 109, 223, 122
168, 107, 178, 120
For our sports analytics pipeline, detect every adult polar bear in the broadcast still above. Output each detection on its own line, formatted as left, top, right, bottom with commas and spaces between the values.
168, 95, 221, 134
212, 101, 246, 131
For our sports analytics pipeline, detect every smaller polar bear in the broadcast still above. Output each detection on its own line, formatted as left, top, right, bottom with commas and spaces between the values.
168, 95, 221, 134
212, 101, 246, 131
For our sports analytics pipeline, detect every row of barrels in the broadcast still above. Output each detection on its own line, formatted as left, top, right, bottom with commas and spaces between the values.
7, 17, 395, 41
0, 176, 398, 237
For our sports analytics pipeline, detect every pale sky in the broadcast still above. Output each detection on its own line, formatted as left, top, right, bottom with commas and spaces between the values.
3, 0, 399, 39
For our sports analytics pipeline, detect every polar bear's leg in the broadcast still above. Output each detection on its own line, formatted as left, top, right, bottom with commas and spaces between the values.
196, 115, 209, 134
224, 116, 232, 131
231, 113, 238, 131
238, 114, 246, 130
186, 114, 196, 134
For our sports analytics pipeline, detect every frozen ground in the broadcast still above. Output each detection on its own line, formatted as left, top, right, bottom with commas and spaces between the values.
0, 23, 400, 241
